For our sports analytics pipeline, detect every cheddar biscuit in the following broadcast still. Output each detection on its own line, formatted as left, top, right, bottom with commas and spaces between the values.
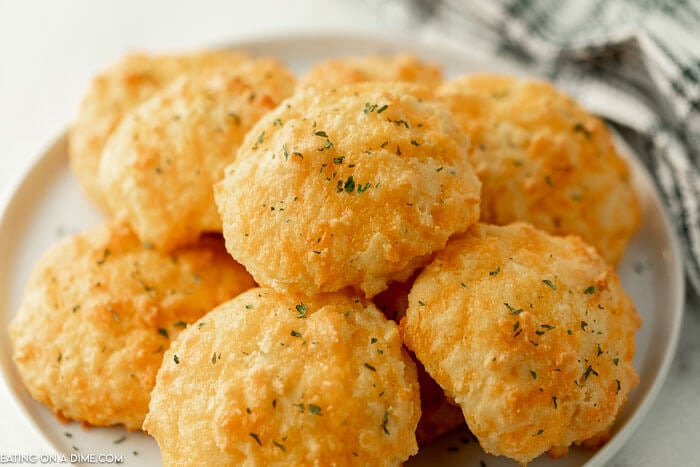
216, 82, 481, 297
437, 74, 641, 264
144, 288, 420, 466
9, 223, 255, 430
400, 223, 641, 463
69, 50, 250, 209
99, 58, 295, 251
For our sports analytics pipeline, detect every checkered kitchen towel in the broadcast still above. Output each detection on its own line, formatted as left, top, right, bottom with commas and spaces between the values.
378, 0, 700, 294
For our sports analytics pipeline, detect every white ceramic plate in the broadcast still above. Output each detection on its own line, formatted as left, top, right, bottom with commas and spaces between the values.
0, 33, 685, 466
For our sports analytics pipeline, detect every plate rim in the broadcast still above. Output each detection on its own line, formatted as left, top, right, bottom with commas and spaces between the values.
0, 30, 687, 466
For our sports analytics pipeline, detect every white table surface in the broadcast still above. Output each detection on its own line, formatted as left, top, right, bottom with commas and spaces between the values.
1, 1, 698, 466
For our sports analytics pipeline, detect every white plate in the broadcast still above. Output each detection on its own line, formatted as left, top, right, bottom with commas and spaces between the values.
0, 33, 685, 466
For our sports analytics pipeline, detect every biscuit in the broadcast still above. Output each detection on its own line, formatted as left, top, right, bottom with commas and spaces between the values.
9, 223, 255, 430
400, 223, 641, 463
144, 288, 420, 466
215, 82, 481, 297
99, 58, 295, 251
69, 50, 250, 210
437, 74, 641, 264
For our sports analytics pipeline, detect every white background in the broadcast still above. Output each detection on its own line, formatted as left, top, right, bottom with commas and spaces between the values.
1, 1, 698, 466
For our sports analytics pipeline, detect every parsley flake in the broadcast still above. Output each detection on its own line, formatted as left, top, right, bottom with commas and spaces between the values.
291, 330, 302, 338
273, 440, 286, 452
584, 285, 596, 295
382, 410, 390, 435
583, 365, 599, 380
357, 182, 371, 194
96, 249, 111, 265
249, 433, 262, 446
364, 362, 376, 372
296, 302, 307, 318
157, 328, 169, 339
489, 266, 501, 276
344, 176, 356, 193
573, 123, 591, 138
308, 404, 322, 415
542, 279, 557, 290
504, 303, 522, 315
363, 103, 378, 114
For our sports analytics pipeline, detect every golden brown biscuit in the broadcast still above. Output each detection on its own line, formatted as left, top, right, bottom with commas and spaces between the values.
69, 50, 250, 210
437, 74, 641, 265
144, 288, 421, 466
9, 223, 255, 430
400, 223, 641, 463
99, 58, 295, 251
297, 54, 442, 91
215, 82, 481, 297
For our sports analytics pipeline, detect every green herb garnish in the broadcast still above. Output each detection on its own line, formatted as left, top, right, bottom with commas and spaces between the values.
504, 303, 522, 315
296, 302, 307, 318
382, 410, 390, 435
97, 249, 111, 265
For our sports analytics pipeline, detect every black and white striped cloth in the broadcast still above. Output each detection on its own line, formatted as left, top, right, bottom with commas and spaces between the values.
377, 0, 700, 294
